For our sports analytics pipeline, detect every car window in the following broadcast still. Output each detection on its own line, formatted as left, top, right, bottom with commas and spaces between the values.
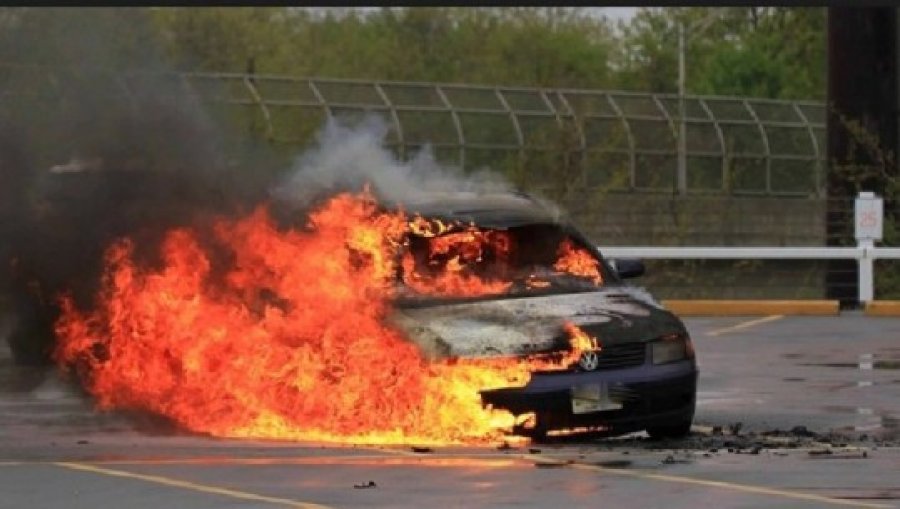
397, 220, 605, 300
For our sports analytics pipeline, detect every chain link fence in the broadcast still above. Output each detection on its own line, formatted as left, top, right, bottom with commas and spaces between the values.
194, 73, 827, 197
0, 64, 826, 198
10, 64, 898, 301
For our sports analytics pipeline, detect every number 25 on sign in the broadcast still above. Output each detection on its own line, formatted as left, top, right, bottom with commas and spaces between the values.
854, 192, 883, 241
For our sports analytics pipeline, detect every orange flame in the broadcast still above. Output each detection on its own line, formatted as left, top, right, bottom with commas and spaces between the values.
564, 321, 600, 352
401, 225, 514, 297
554, 238, 602, 284
54, 192, 602, 445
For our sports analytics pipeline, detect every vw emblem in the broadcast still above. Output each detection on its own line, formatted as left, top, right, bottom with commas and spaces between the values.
578, 350, 600, 371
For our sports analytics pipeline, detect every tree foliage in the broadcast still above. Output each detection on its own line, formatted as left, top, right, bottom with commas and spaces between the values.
613, 7, 826, 100
0, 7, 826, 99
149, 8, 619, 89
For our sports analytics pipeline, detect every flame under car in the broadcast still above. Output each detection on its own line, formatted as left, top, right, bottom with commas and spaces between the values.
391, 192, 697, 440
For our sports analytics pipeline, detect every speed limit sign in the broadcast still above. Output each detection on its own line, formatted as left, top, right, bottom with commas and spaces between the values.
855, 191, 883, 241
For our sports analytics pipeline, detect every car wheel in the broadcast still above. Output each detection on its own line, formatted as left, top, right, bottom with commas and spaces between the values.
646, 419, 693, 440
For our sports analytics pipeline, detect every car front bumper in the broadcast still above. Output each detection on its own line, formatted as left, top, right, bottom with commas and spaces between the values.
480, 358, 697, 435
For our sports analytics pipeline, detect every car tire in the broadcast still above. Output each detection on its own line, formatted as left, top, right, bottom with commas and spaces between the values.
646, 419, 693, 440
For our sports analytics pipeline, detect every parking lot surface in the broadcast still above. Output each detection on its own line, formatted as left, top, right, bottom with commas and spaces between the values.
1, 314, 899, 508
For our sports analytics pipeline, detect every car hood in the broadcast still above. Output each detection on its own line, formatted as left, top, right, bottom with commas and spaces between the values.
388, 287, 686, 359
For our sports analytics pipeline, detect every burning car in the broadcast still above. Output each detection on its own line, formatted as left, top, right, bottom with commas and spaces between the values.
391, 191, 698, 440
50, 185, 694, 445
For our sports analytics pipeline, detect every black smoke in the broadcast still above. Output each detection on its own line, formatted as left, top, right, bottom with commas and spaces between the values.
0, 9, 276, 364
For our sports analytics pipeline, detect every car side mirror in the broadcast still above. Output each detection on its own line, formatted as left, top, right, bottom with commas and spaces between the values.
611, 258, 645, 279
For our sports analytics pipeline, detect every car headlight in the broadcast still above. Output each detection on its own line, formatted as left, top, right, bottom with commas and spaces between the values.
651, 333, 694, 365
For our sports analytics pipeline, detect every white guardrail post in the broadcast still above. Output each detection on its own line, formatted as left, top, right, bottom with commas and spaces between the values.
601, 190, 898, 306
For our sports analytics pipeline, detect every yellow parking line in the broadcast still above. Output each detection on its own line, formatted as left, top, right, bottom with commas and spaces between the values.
524, 454, 890, 508
84, 454, 412, 466
706, 314, 785, 337
54, 462, 332, 509
41, 453, 895, 509
85, 452, 506, 466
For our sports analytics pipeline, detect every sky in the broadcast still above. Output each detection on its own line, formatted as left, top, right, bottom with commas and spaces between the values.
301, 7, 641, 23
589, 7, 639, 23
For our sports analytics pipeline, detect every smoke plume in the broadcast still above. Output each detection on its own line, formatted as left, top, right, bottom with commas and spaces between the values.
272, 116, 515, 212
0, 9, 272, 364
0, 10, 557, 366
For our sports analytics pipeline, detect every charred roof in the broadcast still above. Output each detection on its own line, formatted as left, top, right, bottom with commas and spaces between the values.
393, 192, 562, 229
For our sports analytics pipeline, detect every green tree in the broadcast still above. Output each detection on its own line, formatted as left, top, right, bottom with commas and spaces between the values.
149, 7, 619, 88
694, 8, 826, 99
149, 8, 299, 73
613, 7, 825, 99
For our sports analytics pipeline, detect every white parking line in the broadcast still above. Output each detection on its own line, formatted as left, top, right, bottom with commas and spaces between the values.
706, 315, 785, 337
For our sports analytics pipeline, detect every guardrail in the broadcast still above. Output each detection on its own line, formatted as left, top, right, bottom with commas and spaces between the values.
602, 246, 900, 305
600, 191, 898, 305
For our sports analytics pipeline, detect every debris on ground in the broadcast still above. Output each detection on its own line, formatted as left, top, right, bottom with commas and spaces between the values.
533, 459, 574, 469
353, 481, 377, 489
540, 421, 897, 456
661, 454, 691, 465
411, 446, 433, 454
808, 447, 870, 459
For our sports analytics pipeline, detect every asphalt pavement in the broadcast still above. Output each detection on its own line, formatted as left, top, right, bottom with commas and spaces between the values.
1, 313, 899, 508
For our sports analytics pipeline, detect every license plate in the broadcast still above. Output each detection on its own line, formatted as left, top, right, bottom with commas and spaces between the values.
571, 383, 623, 414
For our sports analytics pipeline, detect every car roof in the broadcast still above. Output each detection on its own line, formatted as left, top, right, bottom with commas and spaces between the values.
392, 191, 562, 228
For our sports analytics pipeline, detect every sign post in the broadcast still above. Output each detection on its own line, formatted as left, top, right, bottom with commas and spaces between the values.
855, 191, 883, 304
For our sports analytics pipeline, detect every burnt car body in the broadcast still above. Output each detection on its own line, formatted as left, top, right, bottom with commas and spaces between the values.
390, 192, 697, 440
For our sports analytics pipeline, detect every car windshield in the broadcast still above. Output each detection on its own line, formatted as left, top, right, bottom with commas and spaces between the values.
395, 221, 605, 302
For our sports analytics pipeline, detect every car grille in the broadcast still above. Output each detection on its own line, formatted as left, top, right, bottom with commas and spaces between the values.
589, 342, 646, 370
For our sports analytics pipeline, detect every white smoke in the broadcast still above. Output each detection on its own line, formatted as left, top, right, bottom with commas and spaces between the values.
271, 116, 515, 208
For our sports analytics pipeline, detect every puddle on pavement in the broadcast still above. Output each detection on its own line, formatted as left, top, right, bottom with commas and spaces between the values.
790, 351, 900, 370
799, 361, 900, 370
822, 405, 899, 436
786, 352, 900, 387
778, 352, 900, 438
824, 380, 900, 392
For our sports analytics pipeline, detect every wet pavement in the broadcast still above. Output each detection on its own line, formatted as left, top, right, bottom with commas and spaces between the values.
692, 312, 900, 441
1, 313, 899, 508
